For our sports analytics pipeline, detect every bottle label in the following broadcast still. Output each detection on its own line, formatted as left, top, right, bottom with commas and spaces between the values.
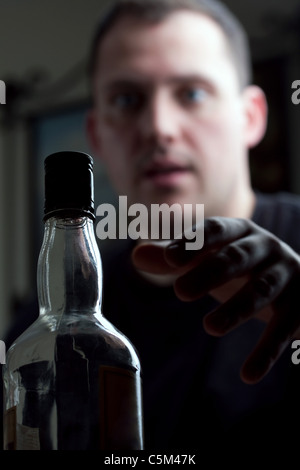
4, 407, 41, 450
3, 406, 16, 450
16, 424, 40, 450
99, 365, 143, 450
4, 365, 143, 450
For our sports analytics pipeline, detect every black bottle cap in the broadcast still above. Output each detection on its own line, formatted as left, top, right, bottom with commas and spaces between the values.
44, 151, 95, 221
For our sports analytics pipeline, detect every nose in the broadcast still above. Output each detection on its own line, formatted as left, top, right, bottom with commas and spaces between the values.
138, 90, 179, 145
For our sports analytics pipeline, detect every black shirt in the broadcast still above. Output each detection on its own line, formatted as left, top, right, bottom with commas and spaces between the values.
100, 192, 300, 451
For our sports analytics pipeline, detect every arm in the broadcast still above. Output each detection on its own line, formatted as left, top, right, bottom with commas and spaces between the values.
132, 217, 300, 384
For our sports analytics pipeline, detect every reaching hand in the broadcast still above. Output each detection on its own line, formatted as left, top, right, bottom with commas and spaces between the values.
132, 217, 300, 384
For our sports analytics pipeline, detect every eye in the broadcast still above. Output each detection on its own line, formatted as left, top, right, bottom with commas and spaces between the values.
110, 91, 144, 112
178, 87, 207, 105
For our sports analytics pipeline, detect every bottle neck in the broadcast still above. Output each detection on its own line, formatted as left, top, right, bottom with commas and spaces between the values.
38, 216, 102, 315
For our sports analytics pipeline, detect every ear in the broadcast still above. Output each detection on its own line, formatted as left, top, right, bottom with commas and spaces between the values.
86, 109, 102, 158
242, 85, 268, 149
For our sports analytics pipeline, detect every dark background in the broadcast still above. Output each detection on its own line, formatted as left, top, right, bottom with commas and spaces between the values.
0, 0, 300, 337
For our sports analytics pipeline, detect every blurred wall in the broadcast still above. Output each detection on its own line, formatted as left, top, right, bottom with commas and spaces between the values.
0, 0, 110, 337
0, 0, 300, 338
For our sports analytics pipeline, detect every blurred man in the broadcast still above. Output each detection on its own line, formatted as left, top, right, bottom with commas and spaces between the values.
86, 0, 300, 451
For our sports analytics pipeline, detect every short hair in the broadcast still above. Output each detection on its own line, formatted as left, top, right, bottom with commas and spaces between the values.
88, 0, 252, 91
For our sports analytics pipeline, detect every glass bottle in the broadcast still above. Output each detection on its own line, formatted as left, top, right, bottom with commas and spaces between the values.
3, 151, 144, 450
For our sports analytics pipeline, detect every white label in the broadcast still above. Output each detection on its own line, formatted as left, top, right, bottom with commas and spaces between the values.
17, 424, 40, 450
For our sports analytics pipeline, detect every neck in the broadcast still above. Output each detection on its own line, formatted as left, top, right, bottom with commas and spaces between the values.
38, 216, 102, 315
220, 186, 256, 219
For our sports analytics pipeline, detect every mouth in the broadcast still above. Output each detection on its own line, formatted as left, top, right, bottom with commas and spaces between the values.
143, 162, 192, 186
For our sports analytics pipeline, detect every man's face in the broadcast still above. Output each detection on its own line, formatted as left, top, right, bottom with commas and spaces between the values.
89, 11, 255, 216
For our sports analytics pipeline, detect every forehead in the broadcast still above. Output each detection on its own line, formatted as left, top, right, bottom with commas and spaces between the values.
94, 10, 237, 88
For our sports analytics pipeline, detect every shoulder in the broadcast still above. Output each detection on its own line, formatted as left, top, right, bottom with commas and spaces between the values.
100, 239, 134, 270
99, 239, 136, 290
253, 191, 300, 252
98, 239, 138, 326
255, 191, 300, 210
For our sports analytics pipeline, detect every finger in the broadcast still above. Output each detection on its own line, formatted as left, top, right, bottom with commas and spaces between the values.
240, 278, 300, 384
131, 242, 176, 274
132, 217, 258, 275
203, 260, 292, 336
165, 217, 254, 267
173, 233, 280, 301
